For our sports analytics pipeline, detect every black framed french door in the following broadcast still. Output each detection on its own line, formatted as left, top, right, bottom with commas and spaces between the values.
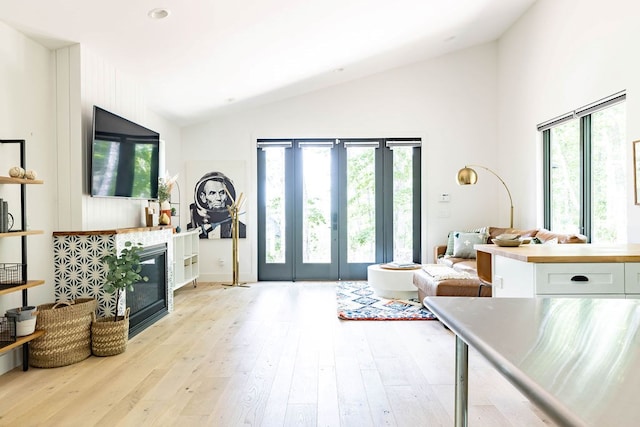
257, 138, 421, 281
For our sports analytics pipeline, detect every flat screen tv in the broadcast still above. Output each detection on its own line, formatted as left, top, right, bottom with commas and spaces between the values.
90, 106, 160, 199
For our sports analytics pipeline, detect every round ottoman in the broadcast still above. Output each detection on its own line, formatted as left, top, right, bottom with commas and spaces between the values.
367, 264, 419, 299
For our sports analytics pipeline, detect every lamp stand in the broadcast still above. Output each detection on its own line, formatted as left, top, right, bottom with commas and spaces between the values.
222, 189, 249, 288
458, 164, 514, 228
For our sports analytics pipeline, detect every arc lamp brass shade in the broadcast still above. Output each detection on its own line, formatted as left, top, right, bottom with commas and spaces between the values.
456, 167, 478, 185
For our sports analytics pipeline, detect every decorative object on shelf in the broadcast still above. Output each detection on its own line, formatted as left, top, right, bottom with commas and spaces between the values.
8, 166, 25, 178
30, 298, 97, 368
158, 171, 178, 225
0, 263, 25, 285
95, 241, 148, 356
0, 199, 12, 233
0, 316, 16, 346
158, 209, 171, 225
24, 169, 37, 180
5, 306, 37, 336
145, 203, 158, 227
457, 164, 514, 228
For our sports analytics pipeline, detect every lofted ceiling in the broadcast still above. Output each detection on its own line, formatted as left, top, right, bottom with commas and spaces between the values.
0, 0, 535, 127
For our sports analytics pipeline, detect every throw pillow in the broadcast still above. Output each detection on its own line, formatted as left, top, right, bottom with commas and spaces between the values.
452, 231, 486, 259
445, 226, 488, 256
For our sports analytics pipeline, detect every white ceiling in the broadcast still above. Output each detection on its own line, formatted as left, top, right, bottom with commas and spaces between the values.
0, 0, 535, 127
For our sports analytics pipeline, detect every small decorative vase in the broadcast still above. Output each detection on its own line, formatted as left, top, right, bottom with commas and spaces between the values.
159, 211, 171, 225
159, 200, 171, 225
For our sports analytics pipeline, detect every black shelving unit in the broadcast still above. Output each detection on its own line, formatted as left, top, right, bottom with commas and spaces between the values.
0, 139, 45, 371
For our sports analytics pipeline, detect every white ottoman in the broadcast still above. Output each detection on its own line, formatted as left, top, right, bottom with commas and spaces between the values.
367, 264, 419, 299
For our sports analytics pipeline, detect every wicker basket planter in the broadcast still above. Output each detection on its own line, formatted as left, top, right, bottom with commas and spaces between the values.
30, 298, 97, 368
91, 308, 130, 356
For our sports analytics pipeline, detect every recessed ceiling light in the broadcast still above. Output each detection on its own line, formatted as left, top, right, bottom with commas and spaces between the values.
148, 8, 170, 20
334, 67, 345, 73
444, 36, 456, 42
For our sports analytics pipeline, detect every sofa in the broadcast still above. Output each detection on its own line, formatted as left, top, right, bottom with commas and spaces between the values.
434, 226, 588, 277
413, 226, 588, 302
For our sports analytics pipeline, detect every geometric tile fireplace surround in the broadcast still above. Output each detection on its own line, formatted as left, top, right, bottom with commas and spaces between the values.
52, 227, 175, 329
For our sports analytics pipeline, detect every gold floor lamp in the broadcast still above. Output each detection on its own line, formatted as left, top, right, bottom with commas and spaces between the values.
456, 165, 514, 228
222, 186, 249, 288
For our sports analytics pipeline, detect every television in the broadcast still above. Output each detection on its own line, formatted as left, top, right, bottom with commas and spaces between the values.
90, 106, 160, 199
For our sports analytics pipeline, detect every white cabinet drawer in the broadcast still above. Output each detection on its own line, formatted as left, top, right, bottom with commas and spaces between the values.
534, 263, 625, 295
625, 263, 640, 294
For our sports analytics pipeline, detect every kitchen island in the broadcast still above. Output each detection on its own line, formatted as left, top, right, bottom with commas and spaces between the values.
475, 243, 640, 298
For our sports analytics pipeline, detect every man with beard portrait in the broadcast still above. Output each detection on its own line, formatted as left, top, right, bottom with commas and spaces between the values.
188, 171, 246, 239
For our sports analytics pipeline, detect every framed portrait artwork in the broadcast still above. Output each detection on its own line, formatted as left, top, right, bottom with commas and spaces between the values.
635, 140, 640, 205
186, 161, 247, 239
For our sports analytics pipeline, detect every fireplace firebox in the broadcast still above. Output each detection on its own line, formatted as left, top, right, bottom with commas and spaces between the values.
127, 243, 168, 337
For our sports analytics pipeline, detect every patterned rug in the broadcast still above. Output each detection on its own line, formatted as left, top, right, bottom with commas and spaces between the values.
336, 281, 436, 321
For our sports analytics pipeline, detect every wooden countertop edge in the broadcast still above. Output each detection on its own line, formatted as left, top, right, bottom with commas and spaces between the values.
475, 244, 640, 263
53, 226, 173, 236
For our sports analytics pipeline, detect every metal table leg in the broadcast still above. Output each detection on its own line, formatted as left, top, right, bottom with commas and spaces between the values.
455, 335, 468, 427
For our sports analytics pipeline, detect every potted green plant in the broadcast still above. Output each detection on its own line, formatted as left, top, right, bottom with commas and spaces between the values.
91, 241, 148, 356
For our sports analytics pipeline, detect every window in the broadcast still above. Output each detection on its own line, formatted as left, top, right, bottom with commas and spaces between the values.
540, 92, 627, 243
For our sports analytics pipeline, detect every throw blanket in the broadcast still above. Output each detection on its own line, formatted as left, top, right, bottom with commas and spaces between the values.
422, 264, 474, 280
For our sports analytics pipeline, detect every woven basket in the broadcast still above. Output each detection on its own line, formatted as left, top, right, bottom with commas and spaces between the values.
91, 308, 130, 357
29, 298, 97, 368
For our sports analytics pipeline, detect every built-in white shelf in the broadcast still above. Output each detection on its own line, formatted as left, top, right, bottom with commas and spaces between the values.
172, 229, 199, 290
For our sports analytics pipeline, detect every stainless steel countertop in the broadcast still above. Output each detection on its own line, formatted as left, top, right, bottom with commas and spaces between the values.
423, 297, 640, 427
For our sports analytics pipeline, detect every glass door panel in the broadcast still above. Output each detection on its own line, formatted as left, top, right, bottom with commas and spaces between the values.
301, 146, 332, 263
295, 142, 338, 279
346, 146, 376, 263
391, 146, 414, 262
264, 148, 286, 263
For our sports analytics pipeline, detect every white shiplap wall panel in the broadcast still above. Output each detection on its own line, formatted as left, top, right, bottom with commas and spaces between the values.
79, 46, 151, 230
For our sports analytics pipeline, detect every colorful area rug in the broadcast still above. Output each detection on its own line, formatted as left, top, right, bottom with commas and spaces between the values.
336, 281, 436, 321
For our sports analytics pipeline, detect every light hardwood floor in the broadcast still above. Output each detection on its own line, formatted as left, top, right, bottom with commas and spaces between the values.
0, 282, 555, 426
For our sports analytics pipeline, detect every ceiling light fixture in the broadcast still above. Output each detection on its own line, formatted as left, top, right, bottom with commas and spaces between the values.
148, 8, 170, 20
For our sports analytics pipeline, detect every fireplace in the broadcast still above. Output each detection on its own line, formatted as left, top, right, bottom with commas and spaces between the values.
127, 243, 168, 337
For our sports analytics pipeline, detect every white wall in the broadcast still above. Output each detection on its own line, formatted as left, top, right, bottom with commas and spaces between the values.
0, 21, 56, 373
54, 45, 183, 232
498, 0, 640, 240
183, 42, 502, 281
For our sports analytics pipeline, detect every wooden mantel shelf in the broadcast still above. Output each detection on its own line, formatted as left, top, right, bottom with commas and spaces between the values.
53, 226, 173, 237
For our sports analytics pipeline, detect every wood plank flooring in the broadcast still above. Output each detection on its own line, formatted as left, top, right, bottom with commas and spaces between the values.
0, 282, 555, 426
